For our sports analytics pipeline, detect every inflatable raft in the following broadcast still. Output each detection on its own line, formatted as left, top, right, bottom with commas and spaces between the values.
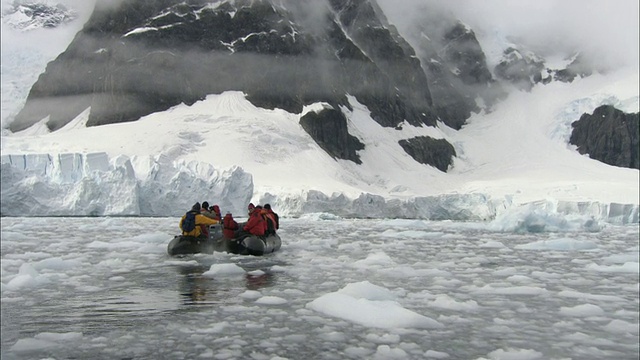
167, 224, 281, 256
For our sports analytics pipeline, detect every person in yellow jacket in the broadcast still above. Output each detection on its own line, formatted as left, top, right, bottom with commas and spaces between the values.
180, 202, 219, 238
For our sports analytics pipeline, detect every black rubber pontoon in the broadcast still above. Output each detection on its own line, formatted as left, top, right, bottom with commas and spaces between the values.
167, 224, 281, 256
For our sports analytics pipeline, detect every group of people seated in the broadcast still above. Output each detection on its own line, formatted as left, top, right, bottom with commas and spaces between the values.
226, 203, 280, 239
179, 201, 279, 240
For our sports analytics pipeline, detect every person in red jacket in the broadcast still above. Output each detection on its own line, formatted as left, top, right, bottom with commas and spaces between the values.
222, 212, 238, 239
235, 204, 266, 238
211, 205, 222, 221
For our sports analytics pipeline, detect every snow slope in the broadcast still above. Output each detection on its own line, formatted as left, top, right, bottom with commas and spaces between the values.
449, 69, 639, 205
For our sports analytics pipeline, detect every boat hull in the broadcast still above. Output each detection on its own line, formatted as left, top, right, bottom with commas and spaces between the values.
167, 235, 215, 256
167, 224, 281, 256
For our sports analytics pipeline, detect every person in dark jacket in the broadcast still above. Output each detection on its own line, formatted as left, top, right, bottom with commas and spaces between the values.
180, 203, 219, 238
260, 205, 278, 236
222, 212, 238, 239
263, 203, 279, 232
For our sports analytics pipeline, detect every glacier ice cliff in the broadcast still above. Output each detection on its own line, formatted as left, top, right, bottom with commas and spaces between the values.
1, 152, 252, 217
1, 153, 637, 230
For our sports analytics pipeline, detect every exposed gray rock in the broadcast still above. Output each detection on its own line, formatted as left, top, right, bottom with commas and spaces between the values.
12, 0, 441, 132
398, 136, 456, 172
299, 108, 365, 164
570, 105, 639, 169
550, 53, 593, 83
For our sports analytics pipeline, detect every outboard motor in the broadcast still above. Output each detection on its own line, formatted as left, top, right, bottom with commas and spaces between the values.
208, 224, 227, 252
209, 224, 223, 240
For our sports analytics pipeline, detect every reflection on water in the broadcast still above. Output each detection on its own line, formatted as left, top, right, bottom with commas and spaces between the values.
245, 273, 273, 290
176, 262, 277, 305
177, 265, 212, 305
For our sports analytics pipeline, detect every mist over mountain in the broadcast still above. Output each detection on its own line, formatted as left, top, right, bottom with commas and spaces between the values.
7, 0, 637, 134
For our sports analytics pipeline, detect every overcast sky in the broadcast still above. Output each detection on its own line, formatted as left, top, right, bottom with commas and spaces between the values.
378, 0, 639, 70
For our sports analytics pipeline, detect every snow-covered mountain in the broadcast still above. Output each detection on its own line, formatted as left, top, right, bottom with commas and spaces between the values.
0, 0, 92, 131
1, 0, 638, 224
1, 0, 77, 30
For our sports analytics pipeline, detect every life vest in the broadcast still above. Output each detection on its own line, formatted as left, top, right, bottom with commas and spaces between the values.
181, 211, 197, 233
244, 211, 266, 236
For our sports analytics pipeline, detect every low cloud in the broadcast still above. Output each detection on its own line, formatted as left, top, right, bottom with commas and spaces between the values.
379, 0, 639, 71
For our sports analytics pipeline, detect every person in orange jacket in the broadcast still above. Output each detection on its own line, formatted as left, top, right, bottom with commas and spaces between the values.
180, 203, 219, 238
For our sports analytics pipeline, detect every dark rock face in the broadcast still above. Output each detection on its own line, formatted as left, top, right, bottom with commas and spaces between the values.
300, 108, 365, 164
441, 23, 493, 88
11, 0, 460, 172
398, 136, 456, 172
405, 19, 501, 130
328, 0, 437, 128
570, 105, 639, 169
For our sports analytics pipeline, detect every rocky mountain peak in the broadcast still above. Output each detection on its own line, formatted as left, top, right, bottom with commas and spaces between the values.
402, 17, 501, 130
